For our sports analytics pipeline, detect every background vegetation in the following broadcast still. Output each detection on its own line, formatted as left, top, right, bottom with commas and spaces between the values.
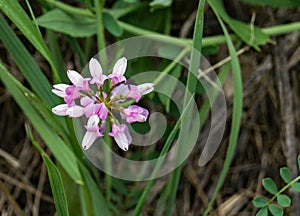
0, 0, 300, 215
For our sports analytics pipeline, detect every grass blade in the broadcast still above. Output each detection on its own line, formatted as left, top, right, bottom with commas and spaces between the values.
165, 0, 205, 214
26, 126, 70, 216
203, 7, 243, 216
0, 0, 60, 81
0, 14, 58, 107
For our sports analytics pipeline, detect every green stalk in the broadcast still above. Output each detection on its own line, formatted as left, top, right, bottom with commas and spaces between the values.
203, 8, 243, 216
45, 0, 94, 17
152, 47, 190, 86
94, 0, 106, 51
131, 94, 196, 216
25, 0, 41, 34
94, 0, 111, 202
268, 175, 300, 204
104, 122, 112, 202
43, 0, 300, 47
166, 1, 205, 215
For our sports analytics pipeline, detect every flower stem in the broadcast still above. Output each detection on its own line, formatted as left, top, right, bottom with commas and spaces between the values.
94, 0, 107, 68
45, 0, 300, 48
103, 120, 112, 202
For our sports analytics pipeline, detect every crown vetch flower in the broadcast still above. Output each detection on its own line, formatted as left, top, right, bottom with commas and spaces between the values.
89, 58, 107, 86
109, 123, 132, 151
108, 57, 127, 85
51, 57, 154, 151
121, 105, 149, 123
82, 115, 104, 150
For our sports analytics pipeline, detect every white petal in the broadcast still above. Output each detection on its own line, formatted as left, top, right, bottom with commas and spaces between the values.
137, 83, 154, 95
66, 105, 84, 117
52, 104, 69, 116
114, 134, 129, 151
67, 70, 83, 86
86, 114, 100, 129
52, 89, 66, 97
112, 57, 127, 76
82, 131, 97, 150
53, 84, 69, 91
89, 58, 103, 78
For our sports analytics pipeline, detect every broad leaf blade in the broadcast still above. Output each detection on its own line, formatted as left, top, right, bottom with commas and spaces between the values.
208, 0, 271, 50
292, 182, 300, 192
280, 167, 291, 183
268, 204, 283, 216
103, 11, 123, 37
37, 9, 97, 37
150, 0, 172, 10
253, 196, 267, 208
277, 194, 291, 207
262, 178, 278, 195
256, 207, 268, 216
239, 0, 300, 8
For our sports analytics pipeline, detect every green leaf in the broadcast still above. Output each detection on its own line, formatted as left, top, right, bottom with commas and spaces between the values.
0, 0, 59, 81
37, 9, 97, 37
298, 155, 300, 171
150, 0, 172, 10
58, 166, 82, 216
42, 154, 70, 216
268, 204, 283, 216
262, 178, 278, 195
238, 0, 300, 8
0, 62, 82, 184
292, 182, 300, 192
158, 64, 181, 112
256, 207, 268, 216
253, 196, 267, 208
277, 194, 291, 207
80, 165, 112, 216
208, 0, 271, 50
111, 179, 128, 196
280, 167, 291, 183
103, 11, 123, 37
203, 4, 244, 216
0, 14, 58, 108
26, 126, 69, 216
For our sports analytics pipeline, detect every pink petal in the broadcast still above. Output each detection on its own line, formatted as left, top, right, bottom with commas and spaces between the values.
80, 96, 94, 107
109, 124, 132, 151
96, 103, 108, 120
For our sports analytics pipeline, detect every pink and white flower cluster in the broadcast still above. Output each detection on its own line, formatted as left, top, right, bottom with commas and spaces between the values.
51, 57, 153, 151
